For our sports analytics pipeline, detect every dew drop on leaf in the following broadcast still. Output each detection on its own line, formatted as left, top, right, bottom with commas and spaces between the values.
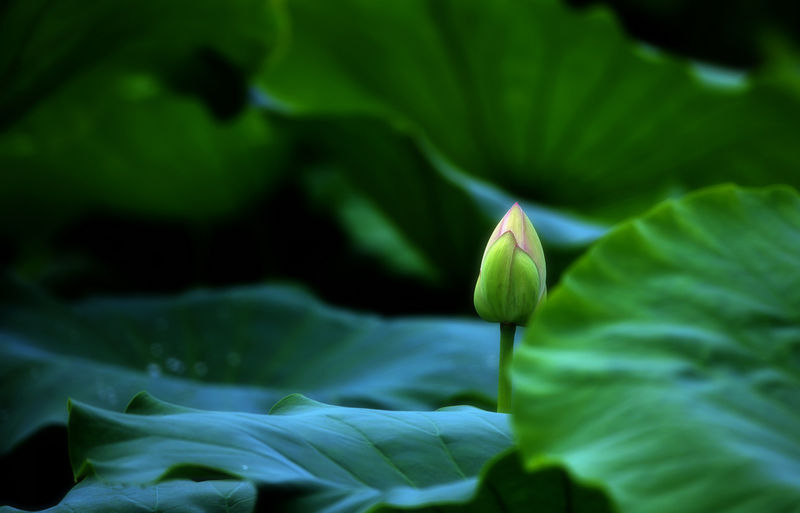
94, 380, 118, 406
166, 357, 185, 374
146, 362, 162, 378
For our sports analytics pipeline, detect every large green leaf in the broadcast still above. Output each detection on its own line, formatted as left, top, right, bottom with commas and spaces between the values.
0, 283, 500, 453
513, 185, 800, 513
260, 0, 800, 217
0, 479, 256, 513
65, 393, 613, 513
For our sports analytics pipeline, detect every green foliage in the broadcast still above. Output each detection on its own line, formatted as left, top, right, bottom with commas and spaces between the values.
513, 186, 800, 513
2, 0, 800, 512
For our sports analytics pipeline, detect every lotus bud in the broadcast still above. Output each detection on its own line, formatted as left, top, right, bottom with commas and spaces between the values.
474, 203, 546, 325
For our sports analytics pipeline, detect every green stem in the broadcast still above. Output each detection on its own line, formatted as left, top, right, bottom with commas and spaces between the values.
497, 323, 516, 413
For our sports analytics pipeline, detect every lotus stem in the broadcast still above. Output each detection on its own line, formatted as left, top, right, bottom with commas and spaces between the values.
497, 323, 516, 413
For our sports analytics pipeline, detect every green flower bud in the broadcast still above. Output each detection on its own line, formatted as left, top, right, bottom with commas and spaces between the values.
474, 203, 546, 325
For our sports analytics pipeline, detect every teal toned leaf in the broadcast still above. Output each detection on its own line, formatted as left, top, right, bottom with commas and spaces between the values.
0, 284, 499, 453
66, 393, 613, 513
513, 185, 800, 513
0, 479, 256, 513
260, 0, 800, 217
69, 393, 511, 512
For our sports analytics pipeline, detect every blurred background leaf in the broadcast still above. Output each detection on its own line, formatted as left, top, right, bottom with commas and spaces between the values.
0, 0, 288, 295
259, 0, 800, 221
0, 70, 284, 228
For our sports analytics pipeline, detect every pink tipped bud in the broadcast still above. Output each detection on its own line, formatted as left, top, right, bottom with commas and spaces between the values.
473, 203, 546, 325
